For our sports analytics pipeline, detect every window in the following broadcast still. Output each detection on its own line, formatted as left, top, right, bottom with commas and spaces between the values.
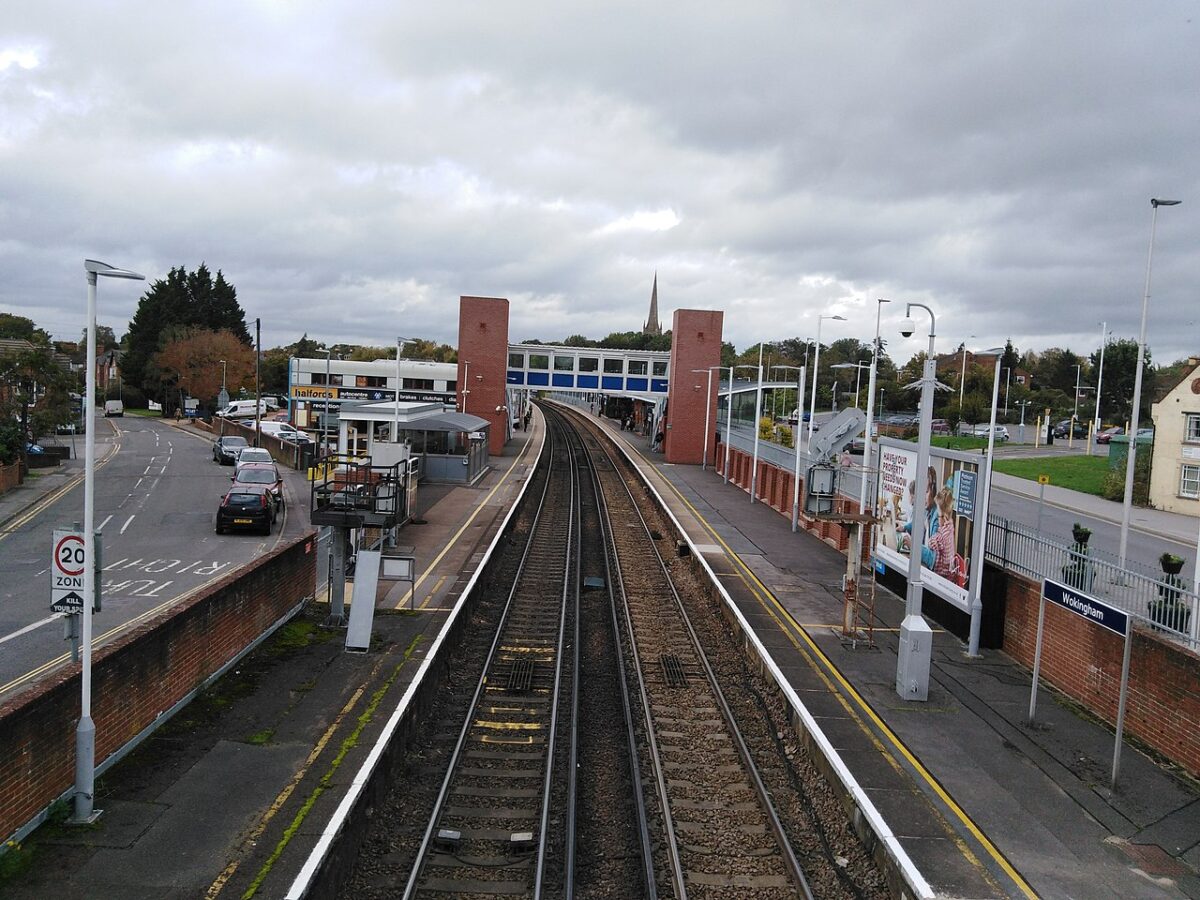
357, 375, 387, 388
529, 354, 549, 370
312, 373, 342, 386
603, 358, 624, 374
628, 359, 648, 375
509, 352, 524, 368
1182, 464, 1200, 499
578, 357, 599, 372
1186, 414, 1200, 443
554, 355, 574, 371
653, 361, 668, 377
403, 378, 434, 390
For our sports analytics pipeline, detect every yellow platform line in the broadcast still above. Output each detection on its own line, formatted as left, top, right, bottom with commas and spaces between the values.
648, 461, 1036, 899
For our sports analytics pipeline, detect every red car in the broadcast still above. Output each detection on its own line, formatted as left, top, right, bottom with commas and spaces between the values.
1096, 426, 1124, 444
230, 462, 285, 508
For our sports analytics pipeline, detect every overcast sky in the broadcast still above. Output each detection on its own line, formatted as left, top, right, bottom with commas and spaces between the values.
2, 2, 1197, 366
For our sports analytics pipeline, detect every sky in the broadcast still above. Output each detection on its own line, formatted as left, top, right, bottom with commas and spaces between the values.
1, 2, 1197, 366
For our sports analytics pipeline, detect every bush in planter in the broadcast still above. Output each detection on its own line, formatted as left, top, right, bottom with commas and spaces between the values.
1149, 594, 1191, 632
1071, 522, 1092, 545
1160, 552, 1185, 575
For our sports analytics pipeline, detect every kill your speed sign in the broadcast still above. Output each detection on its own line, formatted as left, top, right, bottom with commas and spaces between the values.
51, 528, 91, 614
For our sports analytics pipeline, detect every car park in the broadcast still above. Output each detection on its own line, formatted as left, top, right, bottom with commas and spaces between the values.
230, 462, 285, 507
1053, 419, 1087, 439
215, 484, 277, 535
1096, 426, 1124, 444
235, 447, 274, 468
213, 435, 249, 465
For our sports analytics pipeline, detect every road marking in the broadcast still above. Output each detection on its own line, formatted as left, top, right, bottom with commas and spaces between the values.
135, 478, 144, 489
120, 515, 136, 534
98, 514, 113, 532
0, 613, 65, 648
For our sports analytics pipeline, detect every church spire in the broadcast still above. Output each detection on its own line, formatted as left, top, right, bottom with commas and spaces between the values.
643, 272, 662, 336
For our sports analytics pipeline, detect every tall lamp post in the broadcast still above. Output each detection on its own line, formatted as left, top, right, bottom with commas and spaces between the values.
393, 336, 413, 441
1120, 198, 1181, 568
320, 349, 333, 453
460, 360, 471, 414
896, 302, 937, 702
859, 298, 891, 513
807, 315, 846, 446
722, 365, 735, 484
1094, 321, 1109, 435
831, 362, 870, 407
78, 260, 145, 824
968, 348, 1005, 657
772, 365, 807, 531
691, 366, 723, 470
958, 336, 976, 411
1016, 399, 1032, 443
734, 359, 764, 502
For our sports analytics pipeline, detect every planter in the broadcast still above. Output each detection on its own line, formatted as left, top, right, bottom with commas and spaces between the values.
1161, 556, 1185, 576
1071, 528, 1092, 546
1149, 599, 1191, 633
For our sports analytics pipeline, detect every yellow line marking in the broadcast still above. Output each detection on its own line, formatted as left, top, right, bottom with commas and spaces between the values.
645, 458, 1036, 899
205, 682, 370, 899
401, 430, 541, 613
0, 438, 120, 540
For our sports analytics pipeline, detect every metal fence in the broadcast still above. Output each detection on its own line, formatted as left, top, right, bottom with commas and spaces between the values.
985, 515, 1199, 649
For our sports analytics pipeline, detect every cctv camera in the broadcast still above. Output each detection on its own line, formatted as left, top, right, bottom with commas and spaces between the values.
899, 317, 916, 338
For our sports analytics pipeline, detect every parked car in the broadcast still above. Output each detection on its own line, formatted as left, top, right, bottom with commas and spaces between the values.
258, 420, 310, 443
1096, 426, 1124, 444
847, 438, 865, 456
930, 418, 951, 435
26, 442, 44, 455
235, 447, 274, 468
973, 424, 1010, 442
1053, 419, 1087, 439
213, 435, 249, 465
215, 484, 277, 535
230, 462, 285, 507
1136, 427, 1155, 441
103, 400, 124, 417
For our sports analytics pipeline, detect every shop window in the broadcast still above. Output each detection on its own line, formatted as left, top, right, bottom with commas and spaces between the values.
579, 357, 599, 372
628, 360, 648, 375
604, 358, 624, 374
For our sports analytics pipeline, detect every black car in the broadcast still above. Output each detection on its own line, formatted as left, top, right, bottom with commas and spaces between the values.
215, 484, 277, 535
1053, 419, 1087, 439
213, 435, 249, 465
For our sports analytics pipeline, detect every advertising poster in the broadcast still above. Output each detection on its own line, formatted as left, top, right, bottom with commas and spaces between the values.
874, 439, 983, 612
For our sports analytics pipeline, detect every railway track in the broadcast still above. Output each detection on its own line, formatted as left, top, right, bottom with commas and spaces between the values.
401, 415, 578, 899
342, 404, 888, 900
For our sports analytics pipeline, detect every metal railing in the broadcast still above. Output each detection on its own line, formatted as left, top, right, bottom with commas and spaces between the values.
985, 515, 1198, 649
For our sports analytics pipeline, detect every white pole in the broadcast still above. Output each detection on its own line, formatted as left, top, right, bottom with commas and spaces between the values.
1120, 199, 1180, 568
968, 355, 1002, 656
394, 338, 402, 441
724, 366, 734, 484
861, 299, 890, 513
1095, 321, 1107, 435
750, 345, 764, 503
792, 365, 807, 531
808, 323, 823, 447
76, 271, 99, 823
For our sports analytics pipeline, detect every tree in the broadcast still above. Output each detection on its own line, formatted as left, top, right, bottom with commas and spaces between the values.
80, 325, 117, 352
0, 344, 76, 465
0, 314, 50, 345
1033, 347, 1083, 394
123, 264, 250, 394
1091, 338, 1153, 425
151, 328, 254, 414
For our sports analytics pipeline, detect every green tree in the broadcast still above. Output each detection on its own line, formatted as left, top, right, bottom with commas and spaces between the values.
0, 344, 76, 465
0, 314, 50, 345
122, 264, 250, 395
1092, 338, 1154, 425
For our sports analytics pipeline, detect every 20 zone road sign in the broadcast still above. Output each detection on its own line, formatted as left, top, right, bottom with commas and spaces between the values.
52, 529, 87, 614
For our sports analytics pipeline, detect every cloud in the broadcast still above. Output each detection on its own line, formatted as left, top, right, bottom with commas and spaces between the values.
0, 1, 1196, 368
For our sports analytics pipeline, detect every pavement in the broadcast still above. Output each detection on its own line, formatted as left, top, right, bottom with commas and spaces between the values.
2, 409, 1198, 898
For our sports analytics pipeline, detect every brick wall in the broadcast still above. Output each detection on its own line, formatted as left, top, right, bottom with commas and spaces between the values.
457, 296, 511, 456
0, 533, 317, 844
0, 460, 21, 496
664, 309, 723, 465
1003, 571, 1200, 778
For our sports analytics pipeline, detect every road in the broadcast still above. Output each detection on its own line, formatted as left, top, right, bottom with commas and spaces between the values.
0, 414, 312, 702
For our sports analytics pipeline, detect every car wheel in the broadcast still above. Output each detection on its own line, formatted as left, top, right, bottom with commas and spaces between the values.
215, 524, 224, 535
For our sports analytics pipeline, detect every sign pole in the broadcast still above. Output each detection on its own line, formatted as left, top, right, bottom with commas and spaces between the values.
1028, 594, 1046, 721
1111, 628, 1133, 788
1036, 475, 1048, 535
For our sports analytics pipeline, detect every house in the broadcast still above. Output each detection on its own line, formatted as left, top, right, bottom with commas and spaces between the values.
1147, 357, 1200, 515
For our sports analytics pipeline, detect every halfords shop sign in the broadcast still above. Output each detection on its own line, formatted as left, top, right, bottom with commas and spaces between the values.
292, 386, 337, 400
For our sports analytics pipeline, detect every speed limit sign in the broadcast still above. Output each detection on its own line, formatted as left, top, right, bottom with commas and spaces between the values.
51, 529, 88, 613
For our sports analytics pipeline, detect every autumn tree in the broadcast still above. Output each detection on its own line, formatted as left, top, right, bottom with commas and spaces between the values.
151, 327, 254, 414
123, 264, 250, 394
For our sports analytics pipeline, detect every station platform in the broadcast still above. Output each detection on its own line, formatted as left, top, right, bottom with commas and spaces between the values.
6, 406, 1199, 898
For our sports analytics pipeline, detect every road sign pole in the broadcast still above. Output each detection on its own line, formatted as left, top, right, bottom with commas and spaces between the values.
1036, 477, 1048, 536
1111, 628, 1133, 788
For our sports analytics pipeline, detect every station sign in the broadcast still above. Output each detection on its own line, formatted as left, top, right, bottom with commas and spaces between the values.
1041, 577, 1128, 637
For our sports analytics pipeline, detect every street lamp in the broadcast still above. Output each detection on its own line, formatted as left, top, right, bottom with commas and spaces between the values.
831, 362, 870, 408
393, 336, 413, 441
808, 315, 847, 446
734, 359, 764, 503
319, 349, 333, 453
1016, 399, 1032, 443
1120, 198, 1181, 569
958, 336, 976, 411
460, 360, 471, 414
691, 366, 723, 470
968, 347, 1005, 657
722, 365, 736, 484
772, 364, 807, 531
859, 298, 891, 513
78, 260, 145, 824
1094, 321, 1110, 435
896, 302, 937, 702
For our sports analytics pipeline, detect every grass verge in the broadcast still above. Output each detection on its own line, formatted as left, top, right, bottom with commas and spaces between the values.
992, 454, 1110, 496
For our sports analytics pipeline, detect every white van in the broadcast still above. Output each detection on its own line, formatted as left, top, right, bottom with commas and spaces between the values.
217, 399, 268, 418
104, 400, 124, 417
258, 421, 310, 443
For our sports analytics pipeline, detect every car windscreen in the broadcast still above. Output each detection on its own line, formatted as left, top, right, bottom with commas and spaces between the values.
235, 469, 277, 484
239, 450, 272, 462
223, 437, 248, 448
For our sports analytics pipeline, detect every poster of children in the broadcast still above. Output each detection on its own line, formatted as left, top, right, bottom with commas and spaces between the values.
874, 439, 982, 612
